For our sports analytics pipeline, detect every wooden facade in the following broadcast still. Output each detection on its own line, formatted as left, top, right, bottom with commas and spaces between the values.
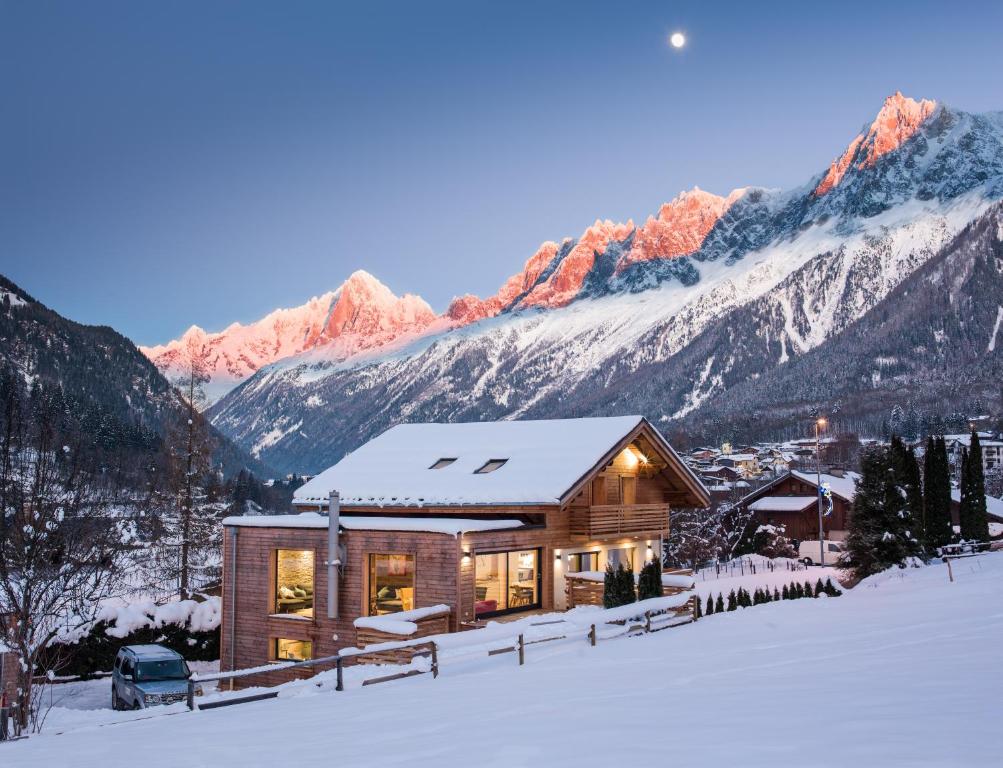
738, 472, 853, 542
0, 651, 15, 704
221, 420, 709, 684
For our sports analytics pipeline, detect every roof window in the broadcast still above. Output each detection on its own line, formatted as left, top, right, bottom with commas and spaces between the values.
474, 459, 508, 474
429, 458, 457, 470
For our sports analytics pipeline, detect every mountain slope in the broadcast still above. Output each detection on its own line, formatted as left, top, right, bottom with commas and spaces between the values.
202, 94, 1003, 472
0, 276, 270, 478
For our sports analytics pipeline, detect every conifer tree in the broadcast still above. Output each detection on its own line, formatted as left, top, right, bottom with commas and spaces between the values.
804, 580, 815, 597
773, 587, 781, 601
959, 431, 991, 541
715, 593, 724, 613
889, 436, 925, 555
705, 594, 714, 615
794, 582, 804, 599
727, 590, 737, 611
815, 578, 825, 597
694, 597, 703, 619
923, 436, 953, 548
824, 578, 841, 596
782, 584, 789, 600
637, 559, 662, 600
844, 446, 914, 579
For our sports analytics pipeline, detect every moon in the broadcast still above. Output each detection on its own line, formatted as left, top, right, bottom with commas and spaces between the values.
669, 31, 686, 49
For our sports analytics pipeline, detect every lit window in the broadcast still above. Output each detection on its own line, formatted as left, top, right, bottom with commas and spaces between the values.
275, 549, 314, 618
429, 458, 457, 469
474, 459, 508, 474
275, 638, 312, 661
568, 552, 599, 573
474, 549, 540, 617
369, 554, 416, 615
606, 547, 635, 571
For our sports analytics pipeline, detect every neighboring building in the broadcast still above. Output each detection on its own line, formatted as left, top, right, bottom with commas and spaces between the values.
736, 470, 859, 542
944, 433, 1003, 472
716, 453, 760, 477
220, 416, 708, 682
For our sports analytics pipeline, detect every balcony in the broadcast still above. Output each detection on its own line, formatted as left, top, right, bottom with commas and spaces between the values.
568, 504, 669, 539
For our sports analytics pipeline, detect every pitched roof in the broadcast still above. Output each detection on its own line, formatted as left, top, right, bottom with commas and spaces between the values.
748, 496, 816, 513
293, 415, 707, 508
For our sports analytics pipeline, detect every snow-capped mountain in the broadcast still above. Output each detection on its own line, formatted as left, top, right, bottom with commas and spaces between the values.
141, 271, 441, 403
159, 93, 1003, 472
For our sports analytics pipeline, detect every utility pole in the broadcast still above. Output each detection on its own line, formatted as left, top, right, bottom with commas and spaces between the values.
815, 416, 827, 567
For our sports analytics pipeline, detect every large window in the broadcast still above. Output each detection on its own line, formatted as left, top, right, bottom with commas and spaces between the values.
368, 554, 416, 615
275, 549, 314, 618
275, 638, 312, 661
567, 551, 599, 573
474, 549, 540, 617
606, 547, 635, 571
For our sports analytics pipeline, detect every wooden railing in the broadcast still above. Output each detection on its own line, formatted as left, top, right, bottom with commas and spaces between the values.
569, 503, 669, 538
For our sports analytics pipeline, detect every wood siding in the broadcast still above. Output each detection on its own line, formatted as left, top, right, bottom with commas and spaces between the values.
742, 475, 852, 541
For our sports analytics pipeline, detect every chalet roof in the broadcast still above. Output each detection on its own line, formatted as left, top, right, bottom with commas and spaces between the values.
737, 469, 860, 510
293, 415, 708, 508
748, 496, 816, 513
949, 489, 1003, 522
221, 513, 528, 535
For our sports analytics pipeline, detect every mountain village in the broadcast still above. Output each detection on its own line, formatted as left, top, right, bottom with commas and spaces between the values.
3, 8, 1003, 765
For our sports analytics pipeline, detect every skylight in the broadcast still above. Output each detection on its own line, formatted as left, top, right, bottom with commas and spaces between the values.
474, 459, 508, 474
429, 458, 457, 469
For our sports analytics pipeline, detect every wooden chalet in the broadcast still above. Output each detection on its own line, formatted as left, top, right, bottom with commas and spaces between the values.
220, 416, 708, 683
736, 469, 859, 542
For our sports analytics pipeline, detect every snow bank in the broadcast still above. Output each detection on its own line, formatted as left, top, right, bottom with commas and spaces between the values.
61, 598, 222, 642
353, 605, 450, 636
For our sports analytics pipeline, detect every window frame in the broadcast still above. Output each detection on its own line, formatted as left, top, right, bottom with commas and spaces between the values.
273, 548, 316, 619
473, 547, 542, 619
429, 458, 457, 469
366, 552, 417, 617
273, 638, 313, 662
567, 551, 599, 573
474, 459, 508, 474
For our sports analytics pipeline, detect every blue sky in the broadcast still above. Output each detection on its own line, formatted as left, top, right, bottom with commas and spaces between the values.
3, 0, 1003, 345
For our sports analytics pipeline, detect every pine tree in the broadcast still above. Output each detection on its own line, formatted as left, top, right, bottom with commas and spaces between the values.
602, 564, 619, 609
844, 446, 914, 579
794, 582, 804, 599
889, 436, 925, 555
773, 587, 781, 601
804, 580, 815, 597
705, 594, 714, 615
824, 578, 841, 597
815, 578, 825, 597
924, 436, 954, 548
781, 584, 789, 600
715, 593, 724, 613
637, 559, 662, 601
726, 590, 737, 611
959, 431, 991, 541
694, 597, 703, 619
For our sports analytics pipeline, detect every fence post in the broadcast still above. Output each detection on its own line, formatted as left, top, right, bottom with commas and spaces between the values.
430, 642, 439, 679
945, 558, 954, 583
517, 634, 525, 666
589, 624, 596, 647
186, 678, 195, 711
335, 657, 344, 691
644, 611, 651, 633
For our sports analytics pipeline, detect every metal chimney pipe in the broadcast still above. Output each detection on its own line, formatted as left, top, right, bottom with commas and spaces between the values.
327, 490, 341, 619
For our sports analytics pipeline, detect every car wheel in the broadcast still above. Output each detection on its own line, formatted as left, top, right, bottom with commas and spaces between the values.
802, 557, 813, 566
111, 688, 119, 711
132, 699, 142, 710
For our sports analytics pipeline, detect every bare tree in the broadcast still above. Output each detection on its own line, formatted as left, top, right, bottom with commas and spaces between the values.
0, 372, 131, 734
155, 337, 223, 598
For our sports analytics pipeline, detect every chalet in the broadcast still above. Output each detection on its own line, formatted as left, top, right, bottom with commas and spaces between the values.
716, 453, 760, 476
736, 470, 859, 542
219, 416, 708, 682
944, 433, 1003, 473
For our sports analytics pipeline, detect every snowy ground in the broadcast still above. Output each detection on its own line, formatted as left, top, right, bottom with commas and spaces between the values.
692, 555, 840, 601
10, 554, 1003, 767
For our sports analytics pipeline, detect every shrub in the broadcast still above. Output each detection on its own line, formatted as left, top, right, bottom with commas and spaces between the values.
726, 590, 738, 611
705, 594, 714, 615
715, 593, 724, 613
637, 560, 663, 601
603, 563, 636, 608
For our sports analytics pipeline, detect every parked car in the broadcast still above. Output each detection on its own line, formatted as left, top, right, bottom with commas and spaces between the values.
798, 539, 846, 566
111, 645, 199, 710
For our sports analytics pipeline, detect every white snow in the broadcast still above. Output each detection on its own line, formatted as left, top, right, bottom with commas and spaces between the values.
353, 605, 450, 636
988, 306, 1003, 352
221, 513, 528, 536
20, 553, 1003, 766
294, 415, 702, 507
748, 495, 817, 512
790, 470, 860, 501
1, 289, 27, 307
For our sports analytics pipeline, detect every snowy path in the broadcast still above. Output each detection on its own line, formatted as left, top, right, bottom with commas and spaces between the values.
9, 556, 1003, 767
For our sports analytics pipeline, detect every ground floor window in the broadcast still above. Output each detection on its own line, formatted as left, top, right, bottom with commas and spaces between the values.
567, 551, 599, 573
475, 548, 541, 617
275, 549, 314, 618
369, 554, 416, 615
606, 547, 635, 571
275, 638, 312, 661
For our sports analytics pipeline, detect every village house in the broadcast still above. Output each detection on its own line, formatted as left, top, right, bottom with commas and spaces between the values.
944, 433, 1003, 473
735, 469, 859, 542
219, 416, 708, 683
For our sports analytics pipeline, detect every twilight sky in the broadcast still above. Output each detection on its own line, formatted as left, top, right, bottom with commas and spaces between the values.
3, 0, 1003, 345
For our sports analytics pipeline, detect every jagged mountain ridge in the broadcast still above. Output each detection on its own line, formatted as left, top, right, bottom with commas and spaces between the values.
200, 93, 1003, 472
0, 275, 272, 478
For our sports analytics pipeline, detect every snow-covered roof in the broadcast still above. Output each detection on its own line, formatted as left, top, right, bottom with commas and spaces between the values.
748, 496, 816, 513
949, 489, 1003, 521
293, 415, 706, 507
790, 471, 860, 501
221, 512, 528, 536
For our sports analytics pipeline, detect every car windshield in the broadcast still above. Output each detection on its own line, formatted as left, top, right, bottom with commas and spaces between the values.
135, 658, 190, 682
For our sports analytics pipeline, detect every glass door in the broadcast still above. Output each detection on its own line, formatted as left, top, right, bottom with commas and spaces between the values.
474, 548, 541, 617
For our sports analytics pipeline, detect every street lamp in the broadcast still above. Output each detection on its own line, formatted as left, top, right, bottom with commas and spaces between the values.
815, 417, 827, 566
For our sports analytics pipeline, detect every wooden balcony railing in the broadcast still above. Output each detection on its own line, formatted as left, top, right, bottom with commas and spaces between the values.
569, 503, 669, 539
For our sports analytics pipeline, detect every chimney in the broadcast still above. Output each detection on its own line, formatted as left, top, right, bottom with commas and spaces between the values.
326, 490, 341, 619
